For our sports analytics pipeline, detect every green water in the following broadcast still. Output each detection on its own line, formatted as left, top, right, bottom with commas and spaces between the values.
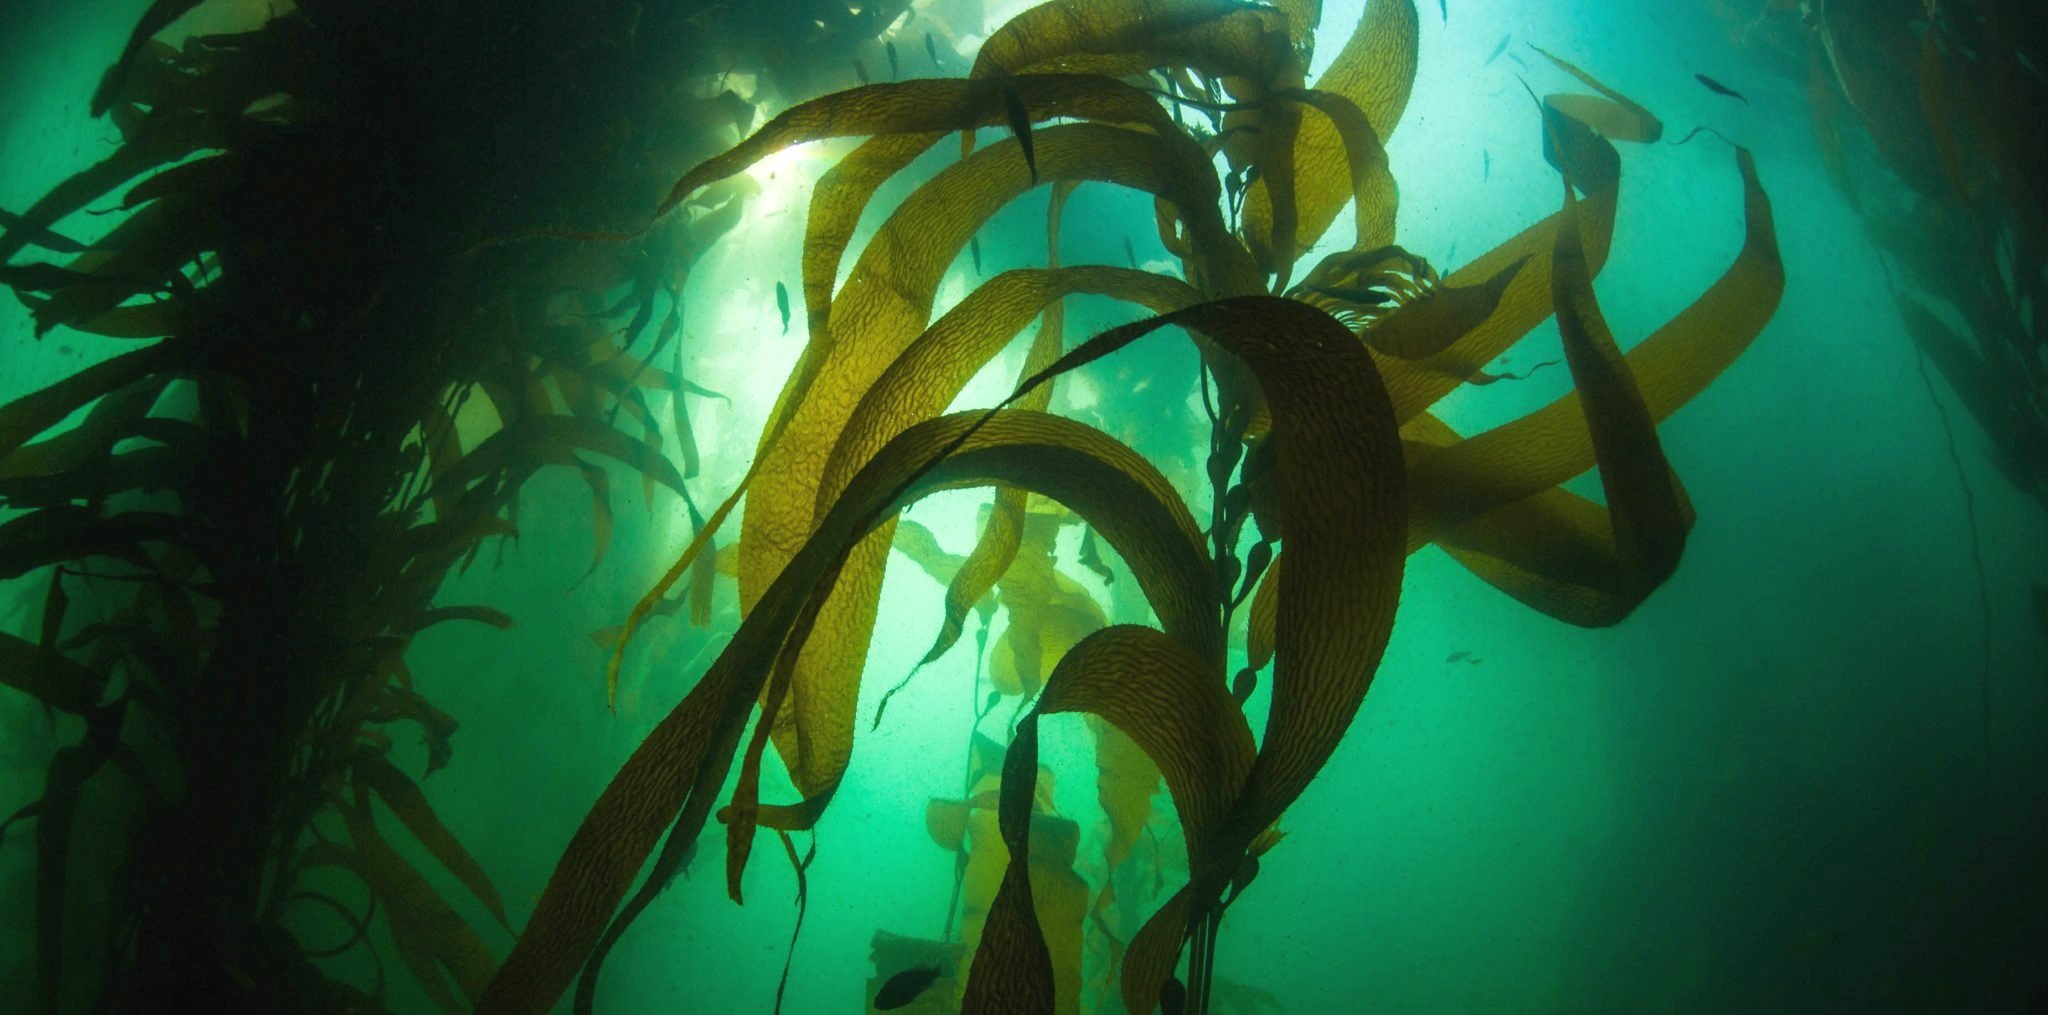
2, 0, 2043, 1011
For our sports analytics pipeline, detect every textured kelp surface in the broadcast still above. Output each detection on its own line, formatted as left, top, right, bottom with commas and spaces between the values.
468, 2, 1785, 1012
34, 0, 2017, 1011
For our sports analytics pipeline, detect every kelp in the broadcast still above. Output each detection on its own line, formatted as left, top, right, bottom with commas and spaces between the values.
482, 3, 1785, 1011
0, 0, 883, 1007
0, 0, 1790, 1007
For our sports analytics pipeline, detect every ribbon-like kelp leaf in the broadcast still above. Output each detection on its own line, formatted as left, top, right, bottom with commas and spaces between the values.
970, 626, 1254, 1013
1246, 144, 1774, 648
353, 751, 512, 930
919, 182, 1078, 673
341, 782, 496, 1015
0, 108, 228, 265
0, 208, 85, 254
428, 414, 684, 504
763, 263, 1203, 805
740, 123, 1233, 673
970, 0, 1294, 84
1374, 105, 1630, 416
572, 455, 614, 582
742, 116, 1243, 797
0, 508, 204, 583
484, 297, 1338, 1012
0, 631, 106, 713
1241, 0, 1417, 271
1084, 712, 1159, 991
28, 201, 216, 337
988, 544, 1107, 699
1405, 147, 1781, 545
116, 152, 241, 211
0, 377, 173, 483
89, 0, 206, 116
1916, 18, 1971, 202
890, 519, 971, 588
1364, 254, 1530, 359
0, 341, 182, 460
969, 295, 1404, 1014
507, 408, 1214, 1012
1528, 44, 1663, 144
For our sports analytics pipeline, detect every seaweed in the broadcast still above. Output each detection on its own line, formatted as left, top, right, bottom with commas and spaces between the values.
0, 0, 907, 1009
487, 3, 1780, 1003
1, 0, 1788, 1011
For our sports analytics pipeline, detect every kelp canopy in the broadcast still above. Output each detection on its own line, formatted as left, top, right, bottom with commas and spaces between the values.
481, 0, 1782, 1012
0, 0, 1785, 1012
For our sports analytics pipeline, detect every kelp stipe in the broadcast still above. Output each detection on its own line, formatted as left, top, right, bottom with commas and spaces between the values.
489, 1, 1782, 1013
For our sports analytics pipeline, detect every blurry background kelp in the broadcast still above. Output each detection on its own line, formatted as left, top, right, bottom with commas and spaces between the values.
1717, 0, 2047, 508
0, 0, 910, 1009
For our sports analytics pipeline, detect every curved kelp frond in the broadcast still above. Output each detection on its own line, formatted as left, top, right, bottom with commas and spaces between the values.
476, 1, 1783, 1011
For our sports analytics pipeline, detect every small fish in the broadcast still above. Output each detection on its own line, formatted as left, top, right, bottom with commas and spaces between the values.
1438, 0, 1447, 23
1482, 149, 1491, 181
874, 965, 944, 1010
1506, 52, 1529, 71
775, 281, 790, 335
1695, 73, 1748, 104
1160, 976, 1188, 1015
1446, 650, 1480, 664
1470, 358, 1560, 386
853, 58, 869, 85
1003, 91, 1038, 183
1122, 235, 1137, 268
1443, 240, 1458, 264
925, 32, 941, 69
1484, 33, 1510, 66
886, 39, 899, 80
970, 235, 982, 274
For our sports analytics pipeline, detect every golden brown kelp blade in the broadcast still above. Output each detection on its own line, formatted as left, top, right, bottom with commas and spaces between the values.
651, 75, 1180, 225
968, 626, 1252, 1014
1241, 0, 1418, 271
967, 295, 1405, 1014
342, 784, 496, 1014
1543, 177, 1687, 582
1373, 68, 1647, 417
1406, 147, 1780, 541
759, 264, 1203, 812
969, 0, 1290, 82
1529, 43, 1663, 143
738, 122, 1241, 802
481, 403, 1223, 1012
353, 752, 511, 930
1363, 255, 1529, 358
919, 184, 1075, 673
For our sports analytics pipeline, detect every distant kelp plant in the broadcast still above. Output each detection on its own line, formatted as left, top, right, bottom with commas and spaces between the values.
0, 0, 909, 1010
481, 0, 1785, 1013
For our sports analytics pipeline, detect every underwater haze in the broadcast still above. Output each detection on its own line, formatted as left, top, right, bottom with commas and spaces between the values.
2, 0, 2045, 1012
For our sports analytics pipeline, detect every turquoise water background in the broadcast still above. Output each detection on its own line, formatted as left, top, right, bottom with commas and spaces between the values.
3, 0, 2044, 1010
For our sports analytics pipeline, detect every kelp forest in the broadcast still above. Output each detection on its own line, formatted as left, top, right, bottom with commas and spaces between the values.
0, 0, 2043, 1012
